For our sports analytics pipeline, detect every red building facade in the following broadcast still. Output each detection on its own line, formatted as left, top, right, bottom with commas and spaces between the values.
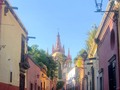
95, 2, 120, 90
27, 56, 41, 90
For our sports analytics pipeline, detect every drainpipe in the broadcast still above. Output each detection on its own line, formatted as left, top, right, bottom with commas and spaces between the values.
115, 8, 120, 90
117, 11, 120, 90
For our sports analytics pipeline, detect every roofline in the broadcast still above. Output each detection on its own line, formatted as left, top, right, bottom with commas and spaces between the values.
4, 0, 28, 34
27, 55, 42, 69
95, 2, 112, 42
27, 55, 48, 76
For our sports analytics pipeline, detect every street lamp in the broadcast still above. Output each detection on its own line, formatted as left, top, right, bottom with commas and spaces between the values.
94, 0, 103, 12
94, 0, 120, 12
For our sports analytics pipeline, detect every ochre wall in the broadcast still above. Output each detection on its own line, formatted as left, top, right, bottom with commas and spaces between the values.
0, 1, 28, 89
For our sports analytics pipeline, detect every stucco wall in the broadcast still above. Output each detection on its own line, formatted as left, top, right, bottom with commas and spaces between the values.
97, 17, 118, 90
27, 57, 41, 90
0, 1, 27, 88
27, 56, 50, 90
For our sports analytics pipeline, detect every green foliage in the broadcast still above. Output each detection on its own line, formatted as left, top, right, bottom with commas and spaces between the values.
28, 45, 58, 79
74, 25, 97, 63
74, 49, 87, 63
46, 56, 58, 79
56, 81, 65, 90
78, 49, 86, 56
74, 57, 78, 64
38, 62, 47, 71
86, 25, 97, 52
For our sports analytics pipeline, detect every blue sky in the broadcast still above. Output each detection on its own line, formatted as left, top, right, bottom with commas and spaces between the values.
9, 0, 108, 60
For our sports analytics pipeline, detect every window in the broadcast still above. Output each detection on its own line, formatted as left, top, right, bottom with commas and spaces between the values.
90, 81, 92, 90
98, 68, 104, 90
44, 82, 45, 90
108, 55, 116, 90
21, 35, 26, 62
10, 71, 12, 82
91, 66, 94, 90
100, 77, 103, 90
110, 29, 115, 50
35, 83, 37, 90
38, 86, 40, 90
41, 82, 42, 90
19, 73, 25, 90
30, 83, 33, 90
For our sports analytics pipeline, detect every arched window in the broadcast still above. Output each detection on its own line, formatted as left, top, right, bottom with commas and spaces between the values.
110, 29, 115, 50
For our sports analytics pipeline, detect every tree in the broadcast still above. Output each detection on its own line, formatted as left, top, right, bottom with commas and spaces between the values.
56, 81, 65, 90
28, 45, 58, 79
86, 25, 97, 52
74, 25, 97, 65
46, 56, 58, 79
74, 49, 87, 63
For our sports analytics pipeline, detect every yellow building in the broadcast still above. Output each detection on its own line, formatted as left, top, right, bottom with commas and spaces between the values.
40, 68, 51, 90
0, 0, 29, 90
75, 57, 84, 90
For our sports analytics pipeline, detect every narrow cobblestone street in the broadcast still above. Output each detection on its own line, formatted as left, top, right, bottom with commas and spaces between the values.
0, 0, 120, 90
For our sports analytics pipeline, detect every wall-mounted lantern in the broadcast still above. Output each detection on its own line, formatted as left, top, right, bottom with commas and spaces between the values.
94, 0, 103, 12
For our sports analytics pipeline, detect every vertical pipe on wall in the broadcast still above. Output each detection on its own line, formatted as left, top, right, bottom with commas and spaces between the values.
115, 9, 120, 90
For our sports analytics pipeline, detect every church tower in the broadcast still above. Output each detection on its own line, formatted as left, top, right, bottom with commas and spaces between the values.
52, 32, 72, 80
66, 48, 72, 71
52, 32, 65, 54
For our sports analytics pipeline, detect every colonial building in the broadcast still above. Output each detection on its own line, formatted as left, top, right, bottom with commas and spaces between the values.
74, 56, 84, 90
0, 0, 29, 90
52, 32, 72, 80
27, 55, 50, 90
83, 38, 98, 90
95, 1, 120, 90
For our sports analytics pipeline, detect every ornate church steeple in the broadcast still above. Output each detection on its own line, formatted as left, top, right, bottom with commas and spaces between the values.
52, 45, 54, 54
52, 32, 64, 54
55, 32, 61, 51
67, 48, 72, 60
52, 32, 72, 79
62, 45, 65, 54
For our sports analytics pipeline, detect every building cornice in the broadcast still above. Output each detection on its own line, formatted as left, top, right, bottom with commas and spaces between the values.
4, 0, 28, 34
95, 1, 114, 44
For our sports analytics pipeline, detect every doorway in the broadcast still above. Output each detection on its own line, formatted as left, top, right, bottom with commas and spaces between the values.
108, 55, 116, 90
19, 73, 25, 90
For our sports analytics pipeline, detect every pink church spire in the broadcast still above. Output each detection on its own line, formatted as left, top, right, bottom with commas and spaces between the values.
67, 48, 72, 60
62, 45, 65, 54
56, 32, 61, 49
52, 32, 65, 54
55, 32, 63, 52
52, 45, 54, 54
